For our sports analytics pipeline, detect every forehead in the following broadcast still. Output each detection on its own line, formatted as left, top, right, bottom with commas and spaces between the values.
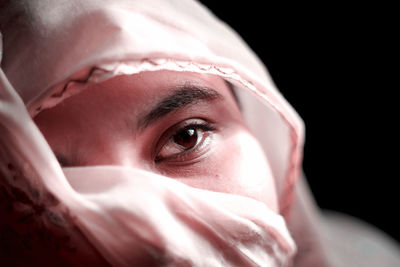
38, 70, 232, 111
92, 70, 232, 101
33, 70, 238, 135
69, 70, 234, 117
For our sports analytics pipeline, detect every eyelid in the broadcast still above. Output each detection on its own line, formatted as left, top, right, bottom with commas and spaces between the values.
138, 86, 223, 131
154, 118, 217, 163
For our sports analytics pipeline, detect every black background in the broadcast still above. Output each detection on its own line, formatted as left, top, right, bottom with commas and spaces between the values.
199, 1, 398, 243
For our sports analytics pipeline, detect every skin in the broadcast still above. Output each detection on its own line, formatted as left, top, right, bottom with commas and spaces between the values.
34, 70, 278, 212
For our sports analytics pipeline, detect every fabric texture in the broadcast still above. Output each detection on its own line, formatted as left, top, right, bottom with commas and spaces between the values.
0, 0, 399, 266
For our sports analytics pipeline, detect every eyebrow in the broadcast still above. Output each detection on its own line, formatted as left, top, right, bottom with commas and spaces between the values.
137, 83, 223, 130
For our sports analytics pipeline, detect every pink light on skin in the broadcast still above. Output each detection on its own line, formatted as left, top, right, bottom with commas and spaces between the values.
34, 70, 278, 212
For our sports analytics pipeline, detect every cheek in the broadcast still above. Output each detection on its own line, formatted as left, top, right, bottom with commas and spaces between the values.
214, 130, 278, 211
172, 129, 278, 212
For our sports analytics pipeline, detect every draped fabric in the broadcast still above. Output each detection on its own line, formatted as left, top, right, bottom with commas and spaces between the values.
1, 0, 399, 266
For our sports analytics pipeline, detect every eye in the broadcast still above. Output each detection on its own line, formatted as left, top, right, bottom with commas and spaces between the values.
155, 119, 217, 163
173, 127, 198, 149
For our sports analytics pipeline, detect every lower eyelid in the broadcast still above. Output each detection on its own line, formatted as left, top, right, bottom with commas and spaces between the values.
155, 131, 214, 164
154, 119, 214, 157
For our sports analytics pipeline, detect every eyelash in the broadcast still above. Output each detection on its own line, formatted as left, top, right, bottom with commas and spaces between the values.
154, 119, 217, 164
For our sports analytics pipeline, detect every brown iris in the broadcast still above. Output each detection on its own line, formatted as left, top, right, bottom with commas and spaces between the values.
173, 128, 198, 150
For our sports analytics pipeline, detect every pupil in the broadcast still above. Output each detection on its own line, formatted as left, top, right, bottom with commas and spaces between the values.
173, 128, 197, 149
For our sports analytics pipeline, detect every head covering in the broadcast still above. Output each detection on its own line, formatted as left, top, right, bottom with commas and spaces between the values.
1, 0, 399, 266
1, 0, 303, 209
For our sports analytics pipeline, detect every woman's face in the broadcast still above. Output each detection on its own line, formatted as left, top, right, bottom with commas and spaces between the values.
34, 70, 278, 211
